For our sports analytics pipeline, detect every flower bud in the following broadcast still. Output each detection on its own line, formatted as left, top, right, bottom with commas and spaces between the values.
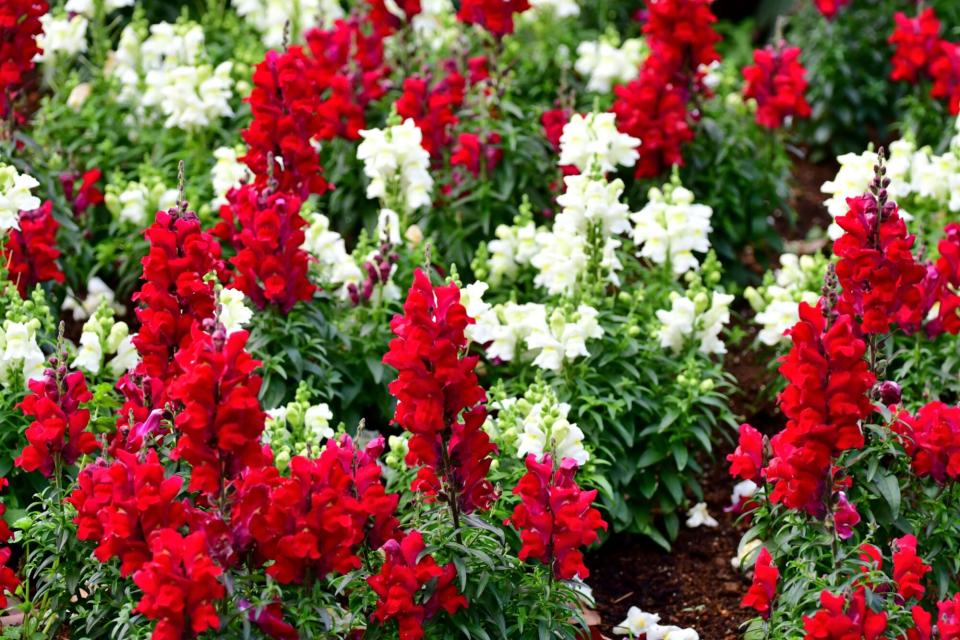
876, 380, 902, 405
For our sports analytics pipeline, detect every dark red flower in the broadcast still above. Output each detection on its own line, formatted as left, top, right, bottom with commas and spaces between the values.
243, 601, 298, 640
456, 0, 530, 37
812, 0, 850, 20
507, 454, 607, 580
892, 534, 931, 602
802, 588, 887, 639
60, 168, 104, 217
367, 530, 466, 640
16, 369, 98, 477
367, 0, 422, 32
450, 132, 503, 178
0, 478, 19, 608
133, 529, 225, 640
728, 423, 764, 483
641, 0, 720, 72
0, 0, 47, 124
894, 401, 960, 483
940, 594, 960, 640
931, 41, 960, 116
742, 547, 778, 619
742, 45, 811, 129
396, 70, 465, 159
2, 200, 64, 298
889, 9, 942, 84
907, 606, 933, 640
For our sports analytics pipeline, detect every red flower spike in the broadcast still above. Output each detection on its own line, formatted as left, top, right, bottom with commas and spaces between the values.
892, 534, 931, 602
728, 423, 764, 483
450, 132, 503, 178
812, 0, 850, 20
133, 529, 225, 640
0, 0, 47, 124
16, 369, 98, 477
907, 606, 933, 640
931, 41, 960, 116
367, 530, 466, 640
802, 588, 887, 640
893, 402, 960, 483
456, 0, 530, 37
60, 168, 104, 218
641, 0, 720, 72
742, 547, 778, 619
742, 45, 811, 129
0, 478, 19, 607
507, 454, 607, 580
2, 201, 64, 298
940, 594, 960, 640
396, 71, 466, 159
889, 9, 942, 84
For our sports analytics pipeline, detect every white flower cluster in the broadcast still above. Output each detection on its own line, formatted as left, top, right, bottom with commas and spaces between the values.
36, 13, 89, 61
744, 253, 825, 346
410, 0, 457, 42
104, 177, 179, 227
62, 277, 125, 322
109, 22, 234, 130
0, 319, 46, 388
656, 290, 733, 355
357, 119, 433, 212
484, 387, 589, 466
486, 221, 538, 286
558, 112, 640, 174
71, 307, 138, 378
821, 150, 880, 240
211, 146, 249, 209
614, 607, 699, 640
574, 37, 645, 93
528, 0, 580, 18
0, 164, 41, 233
264, 391, 336, 469
685, 502, 718, 528
632, 180, 713, 277
65, 0, 134, 14
461, 282, 603, 371
217, 287, 253, 334
233, 0, 345, 48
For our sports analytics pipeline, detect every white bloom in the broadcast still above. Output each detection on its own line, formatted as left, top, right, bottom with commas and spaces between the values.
685, 502, 718, 528
36, 14, 89, 61
1, 321, 46, 386
559, 112, 640, 173
755, 297, 800, 346
211, 146, 247, 208
72, 330, 104, 375
656, 294, 696, 352
108, 334, 139, 377
67, 82, 92, 110
0, 165, 41, 232
218, 288, 253, 333
821, 150, 878, 240
697, 292, 733, 355
266, 406, 289, 424
650, 627, 699, 640
698, 60, 721, 92
65, 0, 134, 15
632, 184, 712, 276
731, 537, 762, 570
377, 208, 402, 245
62, 277, 121, 321
142, 61, 234, 130
357, 119, 433, 211
486, 222, 537, 285
531, 226, 589, 296
304, 403, 334, 441
886, 138, 916, 200
233, 0, 345, 48
516, 401, 589, 466
529, 0, 580, 18
614, 607, 661, 636
729, 479, 759, 510
575, 38, 645, 93
555, 175, 633, 235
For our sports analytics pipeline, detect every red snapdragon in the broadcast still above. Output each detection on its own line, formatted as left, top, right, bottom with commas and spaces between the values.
892, 534, 931, 602
0, 0, 47, 124
926, 223, 960, 335
641, 0, 720, 72
931, 41, 960, 116
396, 71, 466, 159
940, 595, 960, 640
802, 588, 887, 639
3, 200, 64, 298
507, 454, 607, 580
889, 9, 942, 83
0, 479, 19, 608
383, 269, 498, 515
812, 0, 850, 20
215, 184, 315, 313
368, 530, 466, 640
456, 0, 530, 37
742, 45, 812, 129
450, 132, 503, 178
16, 369, 98, 477
893, 401, 960, 483
67, 449, 187, 576
133, 529, 225, 640
60, 168, 104, 218
728, 423, 764, 483
742, 547, 778, 619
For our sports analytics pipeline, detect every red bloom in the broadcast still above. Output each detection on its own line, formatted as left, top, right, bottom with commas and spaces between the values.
168, 325, 270, 496
802, 588, 887, 640
0, 0, 47, 123
396, 70, 465, 159
133, 529, 225, 640
367, 530, 466, 640
450, 132, 503, 178
763, 302, 875, 514
2, 200, 64, 298
728, 423, 764, 483
940, 594, 960, 640
243, 601, 298, 640
832, 491, 859, 540
67, 449, 187, 576
60, 168, 104, 217
742, 547, 778, 619
889, 9, 942, 83
812, 0, 850, 20
742, 45, 811, 129
16, 369, 98, 477
641, 0, 720, 72
894, 401, 960, 483
456, 0, 530, 37
834, 192, 927, 335
929, 222, 960, 335
383, 269, 497, 514
541, 107, 570, 152
508, 455, 607, 580
907, 606, 933, 640
931, 41, 960, 116
0, 478, 19, 608
215, 184, 315, 313
892, 534, 931, 602
367, 0, 422, 32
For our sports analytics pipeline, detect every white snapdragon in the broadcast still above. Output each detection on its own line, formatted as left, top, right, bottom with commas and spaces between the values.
558, 112, 640, 174
746, 253, 825, 346
0, 165, 41, 233
411, 0, 456, 42
218, 288, 253, 334
728, 479, 759, 511
377, 208, 402, 245
516, 400, 589, 466
821, 150, 879, 239
615, 608, 700, 640
105, 179, 179, 226
656, 290, 733, 355
529, 0, 580, 18
301, 212, 364, 295
233, 0, 345, 48
64, 0, 134, 15
555, 175, 633, 235
62, 277, 124, 321
632, 182, 712, 277
304, 403, 334, 441
574, 38, 645, 93
72, 329, 104, 375
36, 13, 89, 61
525, 305, 604, 370
731, 536, 763, 570
108, 333, 139, 377
0, 320, 46, 387
685, 502, 718, 528
211, 146, 248, 208
486, 222, 538, 285
530, 226, 589, 296
357, 119, 433, 212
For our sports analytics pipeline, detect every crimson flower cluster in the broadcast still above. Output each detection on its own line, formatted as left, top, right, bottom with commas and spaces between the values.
894, 401, 960, 484
742, 547, 778, 620
60, 168, 104, 218
16, 368, 99, 477
215, 184, 315, 313
0, 479, 19, 608
456, 0, 530, 37
68, 449, 187, 576
507, 455, 607, 580
742, 44, 812, 129
612, 0, 720, 178
367, 530, 466, 640
2, 200, 64, 298
396, 69, 466, 159
762, 302, 875, 515
450, 131, 503, 178
812, 0, 850, 20
231, 436, 400, 584
0, 0, 47, 124
888, 8, 960, 116
382, 268, 498, 515
133, 529, 225, 640
802, 588, 888, 639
